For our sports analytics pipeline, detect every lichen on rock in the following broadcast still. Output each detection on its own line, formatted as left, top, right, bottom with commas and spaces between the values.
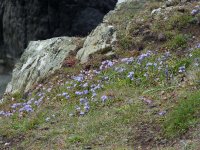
76, 23, 117, 63
6, 37, 84, 93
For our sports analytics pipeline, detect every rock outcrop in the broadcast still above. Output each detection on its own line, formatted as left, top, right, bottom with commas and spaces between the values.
4, 1, 122, 94
76, 24, 116, 63
6, 37, 83, 93
0, 0, 117, 62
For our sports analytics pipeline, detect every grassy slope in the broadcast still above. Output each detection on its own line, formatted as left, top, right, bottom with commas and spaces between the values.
0, 0, 200, 149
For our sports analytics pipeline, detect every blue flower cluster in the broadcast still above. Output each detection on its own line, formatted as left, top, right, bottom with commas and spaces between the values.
0, 91, 45, 117
191, 5, 200, 16
1, 47, 195, 118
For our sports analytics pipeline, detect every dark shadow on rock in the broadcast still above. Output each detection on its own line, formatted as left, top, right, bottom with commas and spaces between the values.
0, 0, 117, 62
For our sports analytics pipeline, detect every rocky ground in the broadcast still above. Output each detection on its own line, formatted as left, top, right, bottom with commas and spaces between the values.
0, 0, 200, 149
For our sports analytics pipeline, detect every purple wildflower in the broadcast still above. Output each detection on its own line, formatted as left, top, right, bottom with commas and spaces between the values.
100, 60, 115, 70
82, 83, 88, 88
61, 92, 70, 99
0, 111, 5, 115
62, 92, 68, 96
92, 92, 97, 98
84, 103, 90, 112
102, 76, 109, 81
38, 92, 44, 97
165, 67, 169, 80
80, 111, 85, 115
75, 91, 83, 96
196, 43, 200, 48
34, 97, 44, 106
19, 104, 33, 113
101, 95, 108, 102
178, 66, 186, 73
144, 99, 152, 105
121, 57, 134, 64
73, 74, 84, 82
158, 111, 167, 116
146, 62, 153, 67
93, 70, 101, 74
115, 67, 126, 73
27, 98, 35, 105
4, 112, 13, 117
90, 84, 102, 92
165, 51, 170, 57
127, 71, 134, 80
11, 103, 22, 109
83, 90, 89, 95
191, 9, 199, 16
80, 98, 88, 105
138, 51, 152, 63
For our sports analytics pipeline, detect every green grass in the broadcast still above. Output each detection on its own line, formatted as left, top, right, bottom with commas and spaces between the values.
0, 49, 199, 149
1, 0, 200, 149
166, 34, 188, 50
167, 14, 193, 30
164, 90, 200, 138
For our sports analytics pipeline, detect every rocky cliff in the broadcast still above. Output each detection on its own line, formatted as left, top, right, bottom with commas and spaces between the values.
2, 0, 120, 94
0, 0, 117, 63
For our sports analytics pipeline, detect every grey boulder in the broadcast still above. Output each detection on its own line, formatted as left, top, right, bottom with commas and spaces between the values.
76, 23, 117, 63
6, 37, 83, 93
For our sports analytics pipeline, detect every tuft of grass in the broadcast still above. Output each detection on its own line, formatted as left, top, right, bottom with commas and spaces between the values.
68, 134, 83, 143
0, 105, 48, 138
167, 14, 193, 30
166, 34, 188, 50
164, 90, 200, 138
